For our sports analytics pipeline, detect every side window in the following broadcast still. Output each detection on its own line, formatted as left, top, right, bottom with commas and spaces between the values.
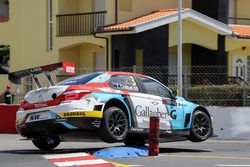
109, 75, 139, 92
139, 77, 172, 98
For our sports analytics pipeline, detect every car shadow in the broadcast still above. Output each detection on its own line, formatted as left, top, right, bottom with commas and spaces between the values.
0, 147, 105, 155
159, 147, 211, 153
0, 146, 211, 155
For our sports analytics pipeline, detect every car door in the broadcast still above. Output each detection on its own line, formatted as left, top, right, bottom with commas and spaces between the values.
137, 76, 184, 130
108, 74, 150, 129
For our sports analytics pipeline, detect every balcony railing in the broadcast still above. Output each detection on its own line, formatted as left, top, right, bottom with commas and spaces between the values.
56, 11, 107, 36
0, 16, 9, 22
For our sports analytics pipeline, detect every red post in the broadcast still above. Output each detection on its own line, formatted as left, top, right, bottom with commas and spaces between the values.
148, 116, 160, 156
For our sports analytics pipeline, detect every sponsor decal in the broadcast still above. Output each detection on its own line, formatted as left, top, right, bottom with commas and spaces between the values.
34, 103, 48, 108
41, 64, 58, 71
130, 127, 144, 132
170, 110, 177, 120
63, 111, 86, 117
135, 105, 178, 120
30, 67, 41, 73
135, 105, 170, 119
25, 111, 52, 123
29, 114, 40, 121
58, 111, 103, 118
63, 62, 75, 74
162, 98, 180, 106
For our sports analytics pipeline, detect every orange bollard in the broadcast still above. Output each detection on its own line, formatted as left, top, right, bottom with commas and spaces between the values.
148, 116, 160, 156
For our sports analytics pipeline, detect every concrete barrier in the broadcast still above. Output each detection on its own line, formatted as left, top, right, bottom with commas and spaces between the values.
0, 105, 249, 139
208, 107, 250, 140
0, 104, 19, 134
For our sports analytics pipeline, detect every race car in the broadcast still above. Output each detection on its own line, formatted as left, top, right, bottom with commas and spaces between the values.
10, 62, 213, 150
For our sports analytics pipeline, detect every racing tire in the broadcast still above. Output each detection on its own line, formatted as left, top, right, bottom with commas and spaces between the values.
99, 107, 128, 143
188, 110, 212, 142
32, 136, 60, 150
124, 134, 146, 146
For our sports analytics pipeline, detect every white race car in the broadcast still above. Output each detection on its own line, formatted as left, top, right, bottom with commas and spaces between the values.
10, 62, 213, 150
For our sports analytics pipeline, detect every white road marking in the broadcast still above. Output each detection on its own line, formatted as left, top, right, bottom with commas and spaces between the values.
43, 152, 89, 159
43, 152, 115, 167
54, 159, 108, 167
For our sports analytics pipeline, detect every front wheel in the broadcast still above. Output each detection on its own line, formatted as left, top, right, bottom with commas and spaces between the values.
32, 136, 60, 150
188, 110, 212, 142
99, 107, 128, 143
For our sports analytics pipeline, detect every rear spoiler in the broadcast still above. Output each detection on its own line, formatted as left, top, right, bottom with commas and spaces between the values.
8, 62, 75, 88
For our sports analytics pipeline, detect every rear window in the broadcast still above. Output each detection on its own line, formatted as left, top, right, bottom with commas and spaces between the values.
57, 72, 103, 86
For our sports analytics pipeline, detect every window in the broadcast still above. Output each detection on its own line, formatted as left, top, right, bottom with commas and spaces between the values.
139, 77, 172, 98
109, 75, 139, 92
57, 72, 103, 86
0, 0, 9, 23
0, 45, 9, 74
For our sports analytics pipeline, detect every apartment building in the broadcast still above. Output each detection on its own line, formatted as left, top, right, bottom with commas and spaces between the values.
0, 0, 250, 94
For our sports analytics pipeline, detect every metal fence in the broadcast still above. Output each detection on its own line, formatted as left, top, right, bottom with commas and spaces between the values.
56, 11, 106, 36
8, 65, 250, 106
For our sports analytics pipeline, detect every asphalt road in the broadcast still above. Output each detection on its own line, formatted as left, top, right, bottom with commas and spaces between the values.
1, 134, 250, 167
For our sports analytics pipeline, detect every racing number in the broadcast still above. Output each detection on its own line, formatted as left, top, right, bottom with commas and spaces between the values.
130, 76, 136, 86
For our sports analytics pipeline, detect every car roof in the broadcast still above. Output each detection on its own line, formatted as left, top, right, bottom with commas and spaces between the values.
106, 71, 146, 77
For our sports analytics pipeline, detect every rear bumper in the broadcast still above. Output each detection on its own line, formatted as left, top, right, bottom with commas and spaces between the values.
16, 113, 102, 138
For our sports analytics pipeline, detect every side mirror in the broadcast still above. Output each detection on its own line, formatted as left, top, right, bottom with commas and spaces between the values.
172, 90, 177, 98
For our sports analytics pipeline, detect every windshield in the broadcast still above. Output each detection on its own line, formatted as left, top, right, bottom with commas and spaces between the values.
56, 72, 103, 86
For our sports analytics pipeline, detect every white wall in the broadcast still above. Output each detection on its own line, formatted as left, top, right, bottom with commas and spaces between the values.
208, 107, 250, 139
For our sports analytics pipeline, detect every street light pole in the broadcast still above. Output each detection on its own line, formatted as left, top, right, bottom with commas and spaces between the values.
177, 0, 183, 96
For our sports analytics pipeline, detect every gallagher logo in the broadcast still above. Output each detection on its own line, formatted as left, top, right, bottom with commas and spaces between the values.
135, 105, 177, 120
135, 105, 170, 119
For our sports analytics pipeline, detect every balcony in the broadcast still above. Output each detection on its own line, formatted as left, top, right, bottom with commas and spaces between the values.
56, 11, 107, 36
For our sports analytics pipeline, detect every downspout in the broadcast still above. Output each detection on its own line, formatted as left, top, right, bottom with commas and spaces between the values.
115, 0, 118, 24
94, 34, 109, 71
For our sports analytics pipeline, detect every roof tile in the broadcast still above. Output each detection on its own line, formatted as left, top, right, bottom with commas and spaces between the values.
100, 9, 181, 31
231, 24, 250, 38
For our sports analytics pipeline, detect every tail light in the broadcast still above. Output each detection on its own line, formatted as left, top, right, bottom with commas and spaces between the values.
19, 101, 27, 110
19, 90, 91, 111
61, 90, 90, 102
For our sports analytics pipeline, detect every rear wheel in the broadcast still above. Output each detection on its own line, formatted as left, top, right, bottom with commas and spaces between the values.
32, 136, 60, 150
188, 110, 212, 142
99, 107, 128, 143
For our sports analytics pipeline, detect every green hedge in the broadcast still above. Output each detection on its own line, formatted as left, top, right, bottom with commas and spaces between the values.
187, 85, 250, 106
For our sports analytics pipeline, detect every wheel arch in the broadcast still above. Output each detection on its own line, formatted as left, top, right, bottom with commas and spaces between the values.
187, 106, 213, 142
194, 106, 211, 119
103, 98, 132, 127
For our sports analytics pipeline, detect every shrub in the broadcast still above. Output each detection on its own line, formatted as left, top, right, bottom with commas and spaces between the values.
187, 85, 250, 106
